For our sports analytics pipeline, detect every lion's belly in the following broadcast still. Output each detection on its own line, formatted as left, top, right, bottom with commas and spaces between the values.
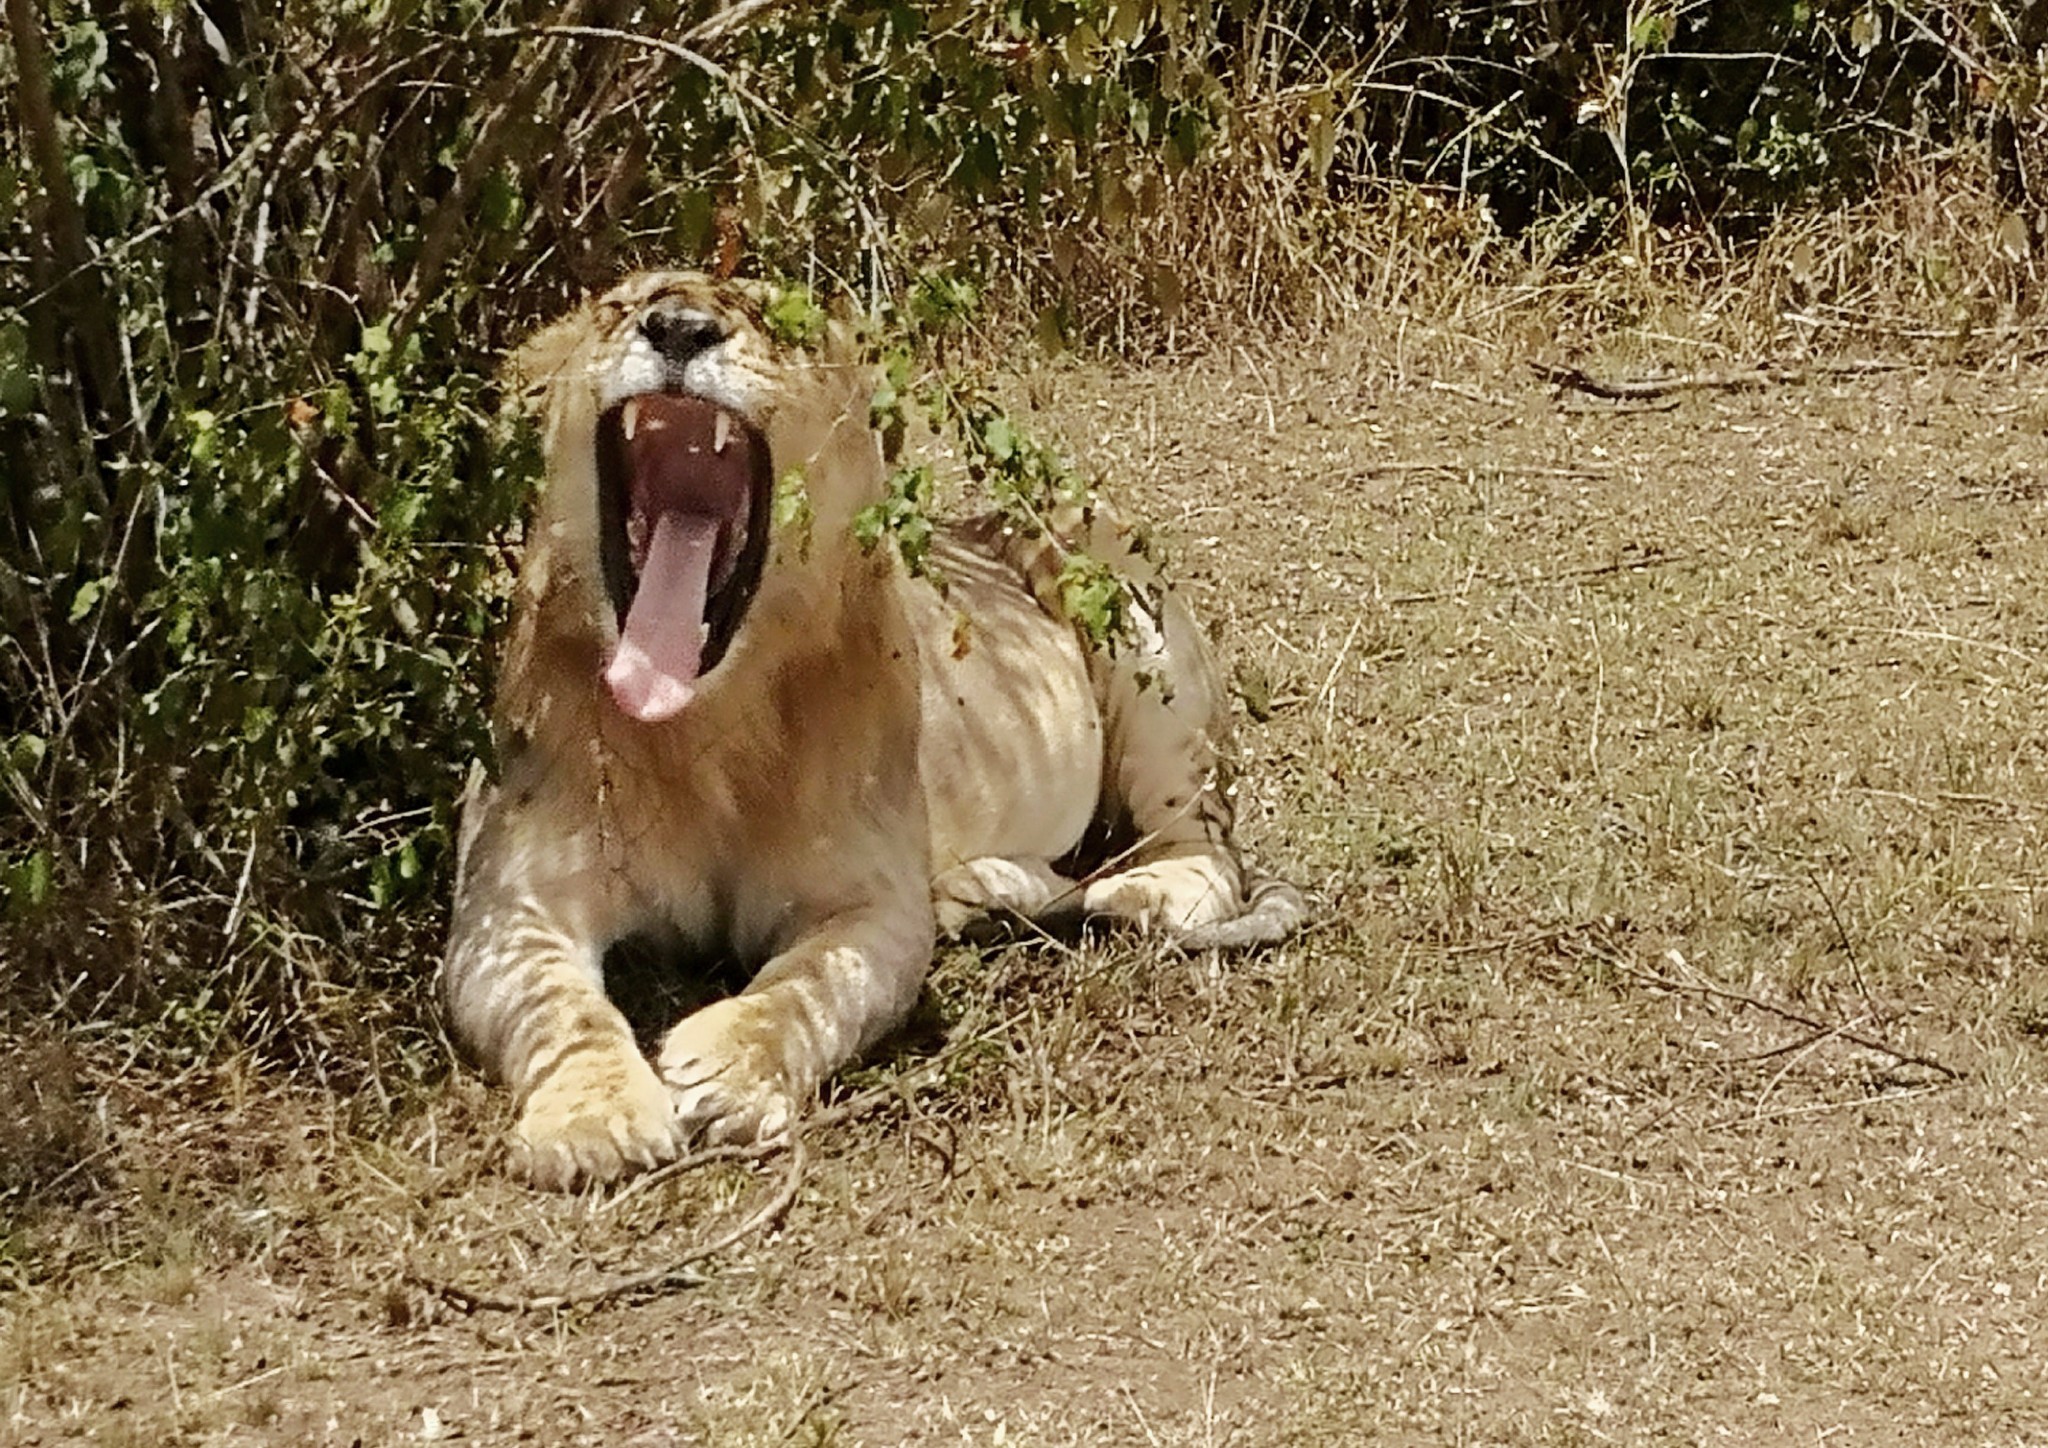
910, 547, 1104, 871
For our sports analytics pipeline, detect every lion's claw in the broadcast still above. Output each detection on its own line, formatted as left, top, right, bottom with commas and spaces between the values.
659, 997, 798, 1146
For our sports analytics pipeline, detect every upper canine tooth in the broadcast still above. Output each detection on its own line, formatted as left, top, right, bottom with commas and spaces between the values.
713, 410, 732, 455
622, 397, 641, 441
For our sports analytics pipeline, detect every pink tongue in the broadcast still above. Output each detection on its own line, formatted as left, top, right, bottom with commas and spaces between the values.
604, 512, 718, 722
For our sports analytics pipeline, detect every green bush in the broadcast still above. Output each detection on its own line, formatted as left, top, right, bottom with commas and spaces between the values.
0, 0, 1242, 1046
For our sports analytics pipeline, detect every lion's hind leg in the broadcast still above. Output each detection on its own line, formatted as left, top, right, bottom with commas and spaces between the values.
988, 500, 1307, 950
932, 855, 1085, 940
1085, 862, 1307, 947
1080, 592, 1308, 949
1081, 852, 1306, 947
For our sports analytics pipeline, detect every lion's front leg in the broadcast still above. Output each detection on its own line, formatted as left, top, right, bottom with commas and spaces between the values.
658, 903, 935, 1144
447, 911, 681, 1189
444, 799, 679, 1190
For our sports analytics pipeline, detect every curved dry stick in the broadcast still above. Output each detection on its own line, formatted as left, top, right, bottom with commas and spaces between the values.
1529, 361, 1775, 399
412, 1138, 806, 1314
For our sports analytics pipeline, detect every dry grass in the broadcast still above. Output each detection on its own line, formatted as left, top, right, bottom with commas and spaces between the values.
10, 173, 2048, 1444
1021, 135, 2048, 377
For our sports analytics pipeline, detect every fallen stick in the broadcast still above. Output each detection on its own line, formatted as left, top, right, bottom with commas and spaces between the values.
1613, 957, 1964, 1082
412, 1141, 806, 1314
1560, 398, 1680, 415
1358, 459, 1614, 478
1386, 549, 1698, 605
1531, 357, 1911, 401
1427, 379, 1519, 408
1530, 362, 1775, 399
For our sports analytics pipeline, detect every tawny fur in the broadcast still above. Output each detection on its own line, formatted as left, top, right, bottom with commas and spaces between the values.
443, 272, 1305, 1189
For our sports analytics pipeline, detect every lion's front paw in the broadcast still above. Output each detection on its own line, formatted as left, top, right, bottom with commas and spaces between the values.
513, 1049, 680, 1191
658, 997, 799, 1147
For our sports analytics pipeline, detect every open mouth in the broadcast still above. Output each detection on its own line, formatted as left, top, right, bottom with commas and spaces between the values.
595, 391, 771, 722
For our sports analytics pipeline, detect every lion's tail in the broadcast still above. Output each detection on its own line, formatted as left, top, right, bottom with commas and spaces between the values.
1175, 874, 1312, 950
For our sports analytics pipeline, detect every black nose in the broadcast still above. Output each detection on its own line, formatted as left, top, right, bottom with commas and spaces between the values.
640, 304, 726, 365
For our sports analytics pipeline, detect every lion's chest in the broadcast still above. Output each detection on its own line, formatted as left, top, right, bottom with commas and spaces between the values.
582, 663, 933, 956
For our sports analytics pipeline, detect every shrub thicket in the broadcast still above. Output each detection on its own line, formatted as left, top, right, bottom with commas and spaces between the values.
1, 0, 2042, 1062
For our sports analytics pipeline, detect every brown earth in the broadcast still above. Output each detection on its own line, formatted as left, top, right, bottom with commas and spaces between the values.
7, 318, 2048, 1446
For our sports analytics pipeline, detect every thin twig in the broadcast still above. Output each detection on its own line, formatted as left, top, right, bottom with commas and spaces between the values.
1357, 460, 1614, 479
682, 0, 800, 44
408, 1010, 1025, 1312
1808, 869, 1877, 1015
1530, 358, 1909, 401
1614, 959, 1963, 1081
1442, 922, 1593, 957
598, 1137, 786, 1214
1387, 549, 1698, 606
1427, 379, 1519, 408
600, 1012, 1020, 1212
1312, 614, 1366, 716
1754, 1011, 1874, 1116
1530, 361, 1777, 399
1882, 626, 2048, 674
1786, 309, 2027, 343
1559, 398, 1681, 415
1703, 1085, 1946, 1134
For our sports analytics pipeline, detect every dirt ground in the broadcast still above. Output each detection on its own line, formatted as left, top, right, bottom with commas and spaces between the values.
8, 313, 2048, 1446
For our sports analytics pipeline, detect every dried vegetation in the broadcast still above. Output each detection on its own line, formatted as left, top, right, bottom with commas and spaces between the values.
12, 0, 2048, 1440
9, 150, 2048, 1442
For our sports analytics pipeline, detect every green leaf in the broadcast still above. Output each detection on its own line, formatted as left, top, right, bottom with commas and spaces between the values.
241, 704, 276, 743
1629, 10, 1672, 50
853, 464, 935, 573
4, 849, 53, 916
7, 733, 47, 775
188, 408, 221, 464
673, 189, 716, 258
773, 465, 815, 560
910, 271, 979, 332
1056, 555, 1130, 648
68, 576, 107, 623
1035, 306, 1069, 354
479, 169, 525, 233
764, 285, 827, 346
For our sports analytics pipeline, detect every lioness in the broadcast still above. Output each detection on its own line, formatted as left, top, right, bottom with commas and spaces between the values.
445, 272, 1304, 1188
